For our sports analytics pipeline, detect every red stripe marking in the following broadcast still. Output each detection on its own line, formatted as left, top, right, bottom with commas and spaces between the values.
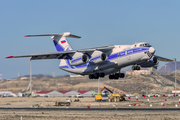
24, 35, 31, 37
5, 56, 13, 58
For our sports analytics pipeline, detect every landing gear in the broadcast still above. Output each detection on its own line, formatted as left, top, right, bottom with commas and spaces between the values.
89, 72, 125, 80
99, 73, 105, 77
89, 73, 105, 79
119, 73, 125, 78
108, 73, 125, 80
132, 65, 140, 70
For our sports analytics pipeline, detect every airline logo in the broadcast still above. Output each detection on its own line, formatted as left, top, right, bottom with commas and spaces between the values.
61, 40, 66, 44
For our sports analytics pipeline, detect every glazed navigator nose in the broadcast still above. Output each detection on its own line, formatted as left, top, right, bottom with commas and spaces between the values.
149, 47, 155, 54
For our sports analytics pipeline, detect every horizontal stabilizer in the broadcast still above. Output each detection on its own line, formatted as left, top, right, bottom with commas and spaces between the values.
24, 32, 81, 38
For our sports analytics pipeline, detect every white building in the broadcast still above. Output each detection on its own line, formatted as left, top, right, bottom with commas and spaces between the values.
172, 90, 180, 94
62, 90, 79, 97
126, 70, 152, 75
83, 91, 96, 97
0, 91, 17, 97
70, 74, 83, 77
47, 90, 63, 97
35, 91, 53, 97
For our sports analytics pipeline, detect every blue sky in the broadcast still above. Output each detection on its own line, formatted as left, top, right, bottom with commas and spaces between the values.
0, 0, 179, 79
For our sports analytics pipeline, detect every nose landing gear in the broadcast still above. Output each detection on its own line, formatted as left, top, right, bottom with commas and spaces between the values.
132, 65, 140, 70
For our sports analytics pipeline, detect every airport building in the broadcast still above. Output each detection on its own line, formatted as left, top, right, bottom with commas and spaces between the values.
126, 70, 152, 75
78, 90, 96, 97
34, 90, 96, 97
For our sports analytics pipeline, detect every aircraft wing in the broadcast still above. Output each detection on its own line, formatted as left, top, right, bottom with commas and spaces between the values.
6, 46, 114, 60
77, 46, 114, 52
154, 55, 173, 62
5, 51, 76, 60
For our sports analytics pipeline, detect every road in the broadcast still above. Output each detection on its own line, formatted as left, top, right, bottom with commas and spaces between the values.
1, 107, 180, 111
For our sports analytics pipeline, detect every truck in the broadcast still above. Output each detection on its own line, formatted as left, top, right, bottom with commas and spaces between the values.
95, 86, 126, 102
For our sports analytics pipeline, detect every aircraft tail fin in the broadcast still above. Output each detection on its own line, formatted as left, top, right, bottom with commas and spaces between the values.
24, 32, 81, 52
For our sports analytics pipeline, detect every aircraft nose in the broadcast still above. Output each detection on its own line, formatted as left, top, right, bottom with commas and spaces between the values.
149, 47, 155, 54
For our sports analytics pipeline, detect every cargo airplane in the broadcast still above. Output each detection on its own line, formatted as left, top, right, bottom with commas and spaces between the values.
6, 32, 173, 79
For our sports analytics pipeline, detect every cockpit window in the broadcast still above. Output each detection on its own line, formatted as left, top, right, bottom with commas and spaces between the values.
140, 43, 151, 47
145, 43, 151, 47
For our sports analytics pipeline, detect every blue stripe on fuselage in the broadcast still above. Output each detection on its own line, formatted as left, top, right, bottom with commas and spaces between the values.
60, 47, 149, 69
108, 47, 149, 60
108, 53, 118, 60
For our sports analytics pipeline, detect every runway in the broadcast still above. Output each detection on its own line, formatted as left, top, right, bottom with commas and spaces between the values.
1, 107, 180, 111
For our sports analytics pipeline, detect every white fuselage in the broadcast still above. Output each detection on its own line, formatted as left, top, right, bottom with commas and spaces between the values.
59, 42, 155, 75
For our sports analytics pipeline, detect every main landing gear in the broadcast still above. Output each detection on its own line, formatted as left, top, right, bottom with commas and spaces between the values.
109, 73, 125, 80
89, 73, 105, 79
89, 72, 125, 80
132, 65, 141, 70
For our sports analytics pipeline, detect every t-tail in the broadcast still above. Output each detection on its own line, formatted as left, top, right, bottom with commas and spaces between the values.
24, 32, 81, 69
24, 32, 81, 52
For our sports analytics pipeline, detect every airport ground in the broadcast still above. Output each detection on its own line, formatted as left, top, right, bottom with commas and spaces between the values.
0, 110, 180, 120
1, 74, 180, 119
0, 97, 180, 119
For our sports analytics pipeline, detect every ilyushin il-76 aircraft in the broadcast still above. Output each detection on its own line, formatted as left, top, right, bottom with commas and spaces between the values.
6, 32, 173, 79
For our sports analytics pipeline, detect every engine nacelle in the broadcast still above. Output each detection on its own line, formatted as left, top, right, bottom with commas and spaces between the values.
89, 51, 108, 64
140, 57, 159, 67
70, 53, 89, 66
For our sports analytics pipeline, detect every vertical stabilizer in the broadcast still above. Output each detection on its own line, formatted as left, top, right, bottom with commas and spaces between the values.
52, 32, 73, 51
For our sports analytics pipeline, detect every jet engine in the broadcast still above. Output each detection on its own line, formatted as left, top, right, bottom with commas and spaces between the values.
140, 57, 159, 67
89, 51, 108, 64
70, 53, 89, 66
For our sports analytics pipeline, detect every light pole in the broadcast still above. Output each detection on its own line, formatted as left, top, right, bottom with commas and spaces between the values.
30, 60, 32, 94
98, 77, 100, 93
56, 80, 58, 91
174, 58, 177, 96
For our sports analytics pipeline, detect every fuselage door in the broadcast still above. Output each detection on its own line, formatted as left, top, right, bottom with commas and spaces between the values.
125, 51, 131, 60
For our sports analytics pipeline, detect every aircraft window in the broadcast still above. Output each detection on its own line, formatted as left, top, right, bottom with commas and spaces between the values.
140, 43, 151, 47
144, 43, 152, 47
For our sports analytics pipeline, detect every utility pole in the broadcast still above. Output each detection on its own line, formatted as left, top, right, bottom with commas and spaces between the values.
18, 72, 20, 78
165, 62, 167, 74
146, 81, 148, 96
56, 80, 58, 91
98, 77, 100, 93
30, 60, 32, 94
174, 58, 177, 96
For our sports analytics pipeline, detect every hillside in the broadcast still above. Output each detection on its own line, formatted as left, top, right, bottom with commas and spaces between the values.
158, 61, 180, 74
0, 74, 179, 94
